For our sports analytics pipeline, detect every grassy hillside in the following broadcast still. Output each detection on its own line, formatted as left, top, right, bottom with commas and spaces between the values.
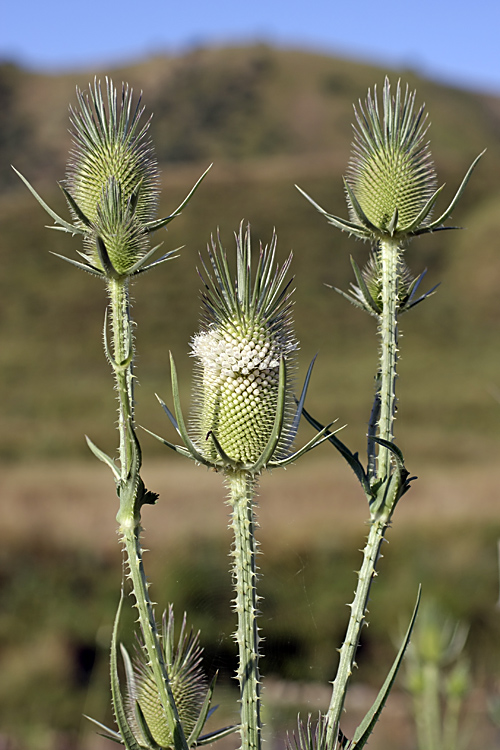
2, 46, 500, 750
1, 45, 500, 465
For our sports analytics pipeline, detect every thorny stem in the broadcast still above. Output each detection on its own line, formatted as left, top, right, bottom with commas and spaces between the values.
376, 238, 400, 482
107, 278, 134, 476
227, 470, 261, 750
326, 238, 401, 747
325, 516, 390, 747
108, 277, 188, 750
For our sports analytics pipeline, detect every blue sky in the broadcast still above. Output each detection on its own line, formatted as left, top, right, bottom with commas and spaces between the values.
2, 0, 499, 94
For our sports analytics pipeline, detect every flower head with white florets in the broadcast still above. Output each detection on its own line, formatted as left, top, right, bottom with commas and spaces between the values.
152, 224, 335, 476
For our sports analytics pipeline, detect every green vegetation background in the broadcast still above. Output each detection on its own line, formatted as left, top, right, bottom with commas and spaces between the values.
1, 46, 500, 749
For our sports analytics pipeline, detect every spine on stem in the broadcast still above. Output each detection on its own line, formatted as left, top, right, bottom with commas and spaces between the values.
227, 470, 262, 750
376, 238, 400, 484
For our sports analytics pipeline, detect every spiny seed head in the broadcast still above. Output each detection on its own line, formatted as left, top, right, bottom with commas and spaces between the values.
190, 225, 297, 468
65, 78, 160, 276
286, 713, 329, 750
346, 78, 437, 238
126, 608, 208, 748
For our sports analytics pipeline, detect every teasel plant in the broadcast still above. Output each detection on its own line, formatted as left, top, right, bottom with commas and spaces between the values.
294, 78, 483, 749
149, 224, 337, 750
14, 78, 232, 750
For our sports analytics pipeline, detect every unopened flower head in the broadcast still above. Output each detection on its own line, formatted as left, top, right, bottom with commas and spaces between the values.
190, 226, 297, 468
123, 608, 211, 749
295, 77, 482, 243
346, 78, 437, 238
65, 78, 160, 276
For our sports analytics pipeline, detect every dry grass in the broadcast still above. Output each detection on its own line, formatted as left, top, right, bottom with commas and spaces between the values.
2, 455, 498, 552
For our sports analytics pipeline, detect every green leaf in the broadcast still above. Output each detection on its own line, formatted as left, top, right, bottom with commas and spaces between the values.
250, 356, 287, 473
349, 256, 380, 315
169, 353, 213, 467
12, 166, 85, 235
186, 675, 217, 746
300, 406, 372, 501
85, 435, 120, 481
144, 165, 212, 233
134, 701, 163, 750
49, 251, 104, 277
349, 587, 422, 749
110, 592, 143, 750
421, 150, 485, 233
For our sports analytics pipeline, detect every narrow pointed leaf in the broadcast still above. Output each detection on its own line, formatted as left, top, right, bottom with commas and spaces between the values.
270, 423, 334, 468
170, 353, 212, 465
250, 357, 287, 473
134, 701, 163, 750
141, 425, 195, 460
59, 183, 93, 227
350, 256, 380, 314
350, 587, 422, 749
295, 184, 370, 238
156, 394, 180, 434
283, 355, 317, 450
424, 150, 485, 230
387, 207, 398, 236
96, 236, 121, 279
86, 435, 120, 480
110, 592, 143, 750
207, 430, 240, 469
145, 165, 212, 232
401, 184, 444, 234
84, 715, 123, 743
13, 167, 85, 234
300, 406, 371, 499
133, 248, 182, 275
186, 675, 217, 746
126, 242, 165, 275
49, 251, 104, 276
343, 179, 379, 233
197, 724, 240, 745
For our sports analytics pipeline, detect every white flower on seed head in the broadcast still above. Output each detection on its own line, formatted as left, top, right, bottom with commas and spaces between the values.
190, 225, 298, 468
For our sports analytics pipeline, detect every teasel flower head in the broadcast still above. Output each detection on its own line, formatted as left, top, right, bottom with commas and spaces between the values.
14, 78, 210, 280
90, 606, 236, 749
153, 224, 335, 475
296, 77, 483, 243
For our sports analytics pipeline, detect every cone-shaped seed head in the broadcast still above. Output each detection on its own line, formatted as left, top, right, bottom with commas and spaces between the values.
346, 78, 437, 235
191, 226, 297, 467
65, 78, 160, 276
126, 608, 208, 748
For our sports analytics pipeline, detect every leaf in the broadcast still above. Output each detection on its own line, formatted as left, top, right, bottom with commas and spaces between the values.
300, 406, 372, 501
110, 592, 143, 750
85, 435, 120, 481
349, 586, 422, 749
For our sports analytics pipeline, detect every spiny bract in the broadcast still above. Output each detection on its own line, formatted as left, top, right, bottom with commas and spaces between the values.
66, 78, 159, 276
190, 226, 297, 467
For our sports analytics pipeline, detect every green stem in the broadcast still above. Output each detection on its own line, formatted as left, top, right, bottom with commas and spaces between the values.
325, 515, 390, 747
377, 237, 400, 481
108, 278, 135, 477
108, 277, 188, 750
326, 239, 401, 747
227, 470, 261, 750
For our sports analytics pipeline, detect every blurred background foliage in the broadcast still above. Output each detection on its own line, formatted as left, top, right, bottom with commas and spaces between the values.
1, 45, 500, 749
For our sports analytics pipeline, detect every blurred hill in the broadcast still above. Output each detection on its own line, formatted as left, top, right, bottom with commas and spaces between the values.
1, 45, 500, 462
